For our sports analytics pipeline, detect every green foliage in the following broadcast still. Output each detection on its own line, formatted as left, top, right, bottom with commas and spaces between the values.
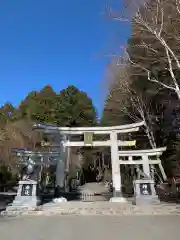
0, 103, 18, 126
19, 85, 57, 123
54, 85, 97, 127
18, 84, 97, 127
0, 84, 97, 176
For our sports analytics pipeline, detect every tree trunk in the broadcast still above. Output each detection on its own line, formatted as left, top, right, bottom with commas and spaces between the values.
176, 89, 180, 100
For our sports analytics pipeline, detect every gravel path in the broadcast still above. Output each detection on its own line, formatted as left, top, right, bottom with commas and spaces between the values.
78, 182, 109, 193
0, 215, 180, 240
2, 201, 180, 216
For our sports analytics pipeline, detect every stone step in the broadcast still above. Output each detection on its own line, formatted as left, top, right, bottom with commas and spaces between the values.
5, 206, 29, 211
8, 202, 24, 206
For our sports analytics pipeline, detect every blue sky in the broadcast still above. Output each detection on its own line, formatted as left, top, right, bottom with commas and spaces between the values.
0, 0, 130, 116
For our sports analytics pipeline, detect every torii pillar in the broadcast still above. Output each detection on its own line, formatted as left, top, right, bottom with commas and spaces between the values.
109, 131, 127, 203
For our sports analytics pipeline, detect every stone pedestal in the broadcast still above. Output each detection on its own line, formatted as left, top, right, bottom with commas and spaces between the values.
132, 179, 160, 205
109, 189, 128, 203
109, 197, 128, 203
6, 180, 40, 211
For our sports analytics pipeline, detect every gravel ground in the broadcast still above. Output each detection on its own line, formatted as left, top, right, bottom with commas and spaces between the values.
2, 201, 180, 216
0, 215, 180, 240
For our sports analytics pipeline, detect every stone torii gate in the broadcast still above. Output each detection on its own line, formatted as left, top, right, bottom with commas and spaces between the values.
33, 121, 167, 202
12, 148, 65, 190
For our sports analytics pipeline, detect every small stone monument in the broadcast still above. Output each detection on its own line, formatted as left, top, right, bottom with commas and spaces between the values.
7, 149, 67, 212
5, 155, 41, 212
10, 179, 40, 208
132, 179, 160, 205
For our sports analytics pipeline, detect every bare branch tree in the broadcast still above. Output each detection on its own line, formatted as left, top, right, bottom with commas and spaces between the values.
105, 57, 157, 148
0, 120, 41, 169
109, 0, 180, 100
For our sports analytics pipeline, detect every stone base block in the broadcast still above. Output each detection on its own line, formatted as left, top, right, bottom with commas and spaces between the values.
6, 196, 40, 210
132, 195, 160, 205
133, 179, 160, 205
109, 197, 128, 203
52, 197, 67, 203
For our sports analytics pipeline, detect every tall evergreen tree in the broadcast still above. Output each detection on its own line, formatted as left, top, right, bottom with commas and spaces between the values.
18, 85, 57, 123
0, 85, 97, 170
54, 85, 97, 127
